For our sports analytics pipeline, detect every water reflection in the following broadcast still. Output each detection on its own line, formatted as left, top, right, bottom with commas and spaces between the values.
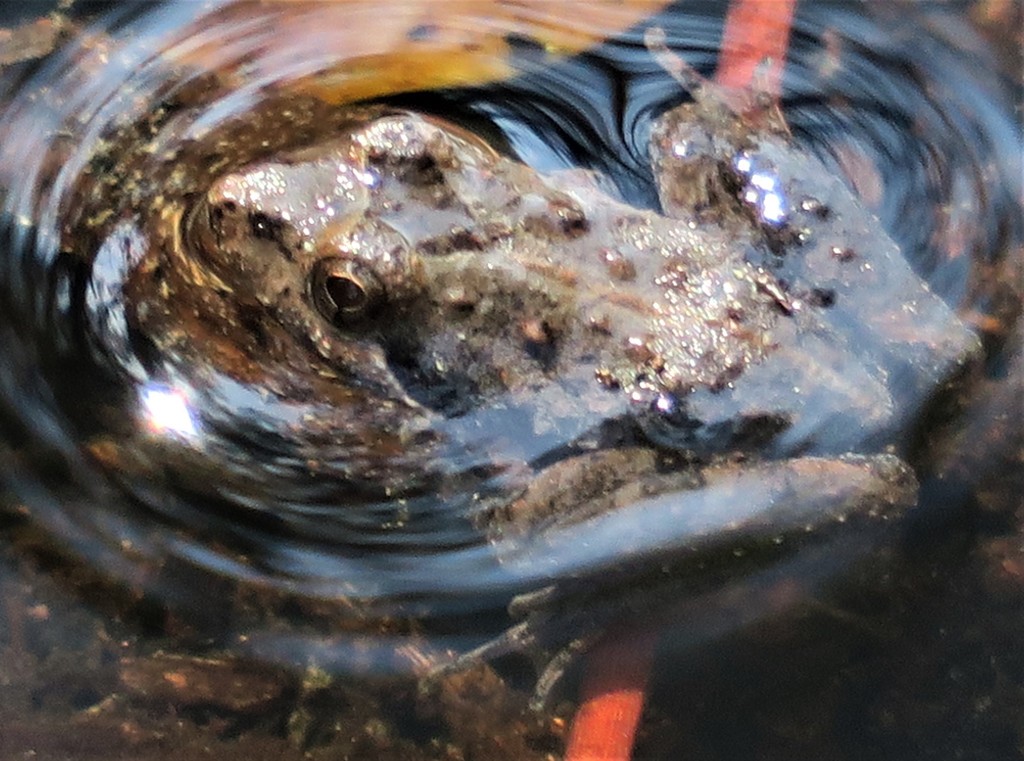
0, 0, 1018, 732
139, 384, 200, 438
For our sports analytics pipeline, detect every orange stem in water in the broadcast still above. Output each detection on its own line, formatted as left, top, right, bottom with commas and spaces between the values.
564, 627, 659, 761
564, 3, 799, 761
715, 0, 797, 95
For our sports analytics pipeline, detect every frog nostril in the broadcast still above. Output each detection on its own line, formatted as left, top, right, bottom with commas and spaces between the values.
247, 211, 284, 242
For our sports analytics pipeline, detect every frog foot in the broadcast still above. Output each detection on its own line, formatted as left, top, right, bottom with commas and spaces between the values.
644, 24, 790, 134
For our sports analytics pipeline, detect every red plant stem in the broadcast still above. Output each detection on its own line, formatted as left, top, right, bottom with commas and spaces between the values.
564, 627, 660, 761
564, 3, 798, 760
715, 0, 797, 96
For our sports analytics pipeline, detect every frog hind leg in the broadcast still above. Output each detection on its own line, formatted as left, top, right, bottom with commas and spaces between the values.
481, 454, 917, 705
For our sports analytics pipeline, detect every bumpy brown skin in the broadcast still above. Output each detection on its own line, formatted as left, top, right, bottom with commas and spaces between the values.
182, 109, 781, 412
158, 108, 792, 527
104, 67, 977, 537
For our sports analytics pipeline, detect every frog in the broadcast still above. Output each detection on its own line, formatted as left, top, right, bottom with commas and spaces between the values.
177, 107, 784, 421
105, 25, 980, 694
160, 83, 974, 503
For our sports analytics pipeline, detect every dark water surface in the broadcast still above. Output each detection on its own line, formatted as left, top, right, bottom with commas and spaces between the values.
0, 1, 1020, 759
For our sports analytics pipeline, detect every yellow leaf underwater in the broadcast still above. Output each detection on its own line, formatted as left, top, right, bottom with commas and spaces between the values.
177, 0, 672, 104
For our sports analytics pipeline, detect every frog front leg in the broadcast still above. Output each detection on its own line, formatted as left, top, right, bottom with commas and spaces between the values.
647, 56, 980, 424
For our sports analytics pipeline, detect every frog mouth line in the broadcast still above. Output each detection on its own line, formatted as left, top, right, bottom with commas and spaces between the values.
377, 328, 562, 419
386, 352, 484, 418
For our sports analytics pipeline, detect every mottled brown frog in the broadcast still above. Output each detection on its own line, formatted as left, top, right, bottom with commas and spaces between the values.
181, 110, 781, 416
162, 84, 976, 540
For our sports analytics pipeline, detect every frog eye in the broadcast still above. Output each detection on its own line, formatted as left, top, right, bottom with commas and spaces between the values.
311, 258, 384, 325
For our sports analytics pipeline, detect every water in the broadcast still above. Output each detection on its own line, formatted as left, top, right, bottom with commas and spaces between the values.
0, 2, 1020, 759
